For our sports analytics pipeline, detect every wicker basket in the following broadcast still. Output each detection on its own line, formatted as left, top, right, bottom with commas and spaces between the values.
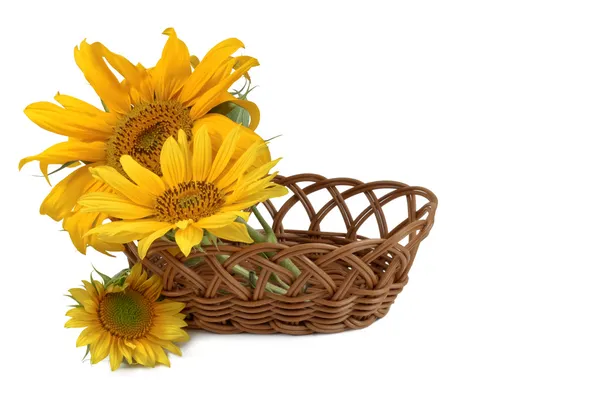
124, 174, 437, 335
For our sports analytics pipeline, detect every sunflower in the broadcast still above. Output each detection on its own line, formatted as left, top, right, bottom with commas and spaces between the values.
65, 263, 189, 370
19, 28, 267, 255
79, 125, 287, 259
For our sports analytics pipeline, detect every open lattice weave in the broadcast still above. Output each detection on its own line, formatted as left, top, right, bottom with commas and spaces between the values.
124, 174, 438, 335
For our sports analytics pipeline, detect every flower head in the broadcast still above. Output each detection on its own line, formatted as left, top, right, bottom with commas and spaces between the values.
65, 263, 188, 370
79, 126, 287, 259
19, 28, 266, 255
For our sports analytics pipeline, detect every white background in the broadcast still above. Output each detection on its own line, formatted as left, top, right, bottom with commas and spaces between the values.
1, 0, 599, 397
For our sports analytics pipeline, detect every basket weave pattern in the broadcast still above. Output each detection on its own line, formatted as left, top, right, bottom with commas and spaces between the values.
124, 174, 437, 335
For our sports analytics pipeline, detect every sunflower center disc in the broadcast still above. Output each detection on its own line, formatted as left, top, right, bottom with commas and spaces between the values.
155, 181, 225, 223
106, 100, 193, 176
99, 290, 154, 338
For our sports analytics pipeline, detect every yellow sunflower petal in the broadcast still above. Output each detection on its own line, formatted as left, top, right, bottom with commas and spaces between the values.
160, 136, 187, 187
119, 340, 133, 365
228, 173, 279, 204
79, 192, 154, 219
207, 126, 240, 181
155, 300, 186, 315
153, 315, 188, 328
176, 129, 191, 181
152, 28, 191, 101
179, 37, 245, 105
86, 220, 172, 243
138, 340, 157, 367
65, 318, 93, 328
234, 158, 282, 192
76, 326, 103, 347
193, 212, 238, 229
82, 280, 101, 298
63, 210, 105, 254
109, 340, 123, 371
89, 332, 112, 364
81, 298, 98, 314
19, 140, 104, 179
204, 58, 237, 92
66, 307, 98, 322
54, 93, 117, 125
94, 280, 105, 293
128, 63, 154, 104
222, 184, 289, 211
215, 139, 264, 189
206, 222, 253, 244
192, 125, 212, 181
138, 226, 174, 259
91, 42, 143, 89
232, 55, 254, 82
189, 56, 259, 119
175, 225, 204, 256
120, 155, 166, 196
150, 325, 189, 342
39, 165, 97, 221
24, 101, 114, 141
89, 166, 155, 206
152, 344, 171, 367
68, 288, 91, 305
88, 234, 124, 255
138, 274, 163, 301
193, 113, 271, 167
74, 40, 131, 114
147, 335, 183, 356
124, 263, 146, 292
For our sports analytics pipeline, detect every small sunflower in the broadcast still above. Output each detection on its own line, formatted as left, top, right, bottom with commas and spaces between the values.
65, 263, 188, 371
79, 126, 287, 259
19, 28, 267, 255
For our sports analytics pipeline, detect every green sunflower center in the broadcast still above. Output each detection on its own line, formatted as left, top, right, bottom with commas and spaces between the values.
98, 290, 154, 339
155, 181, 225, 223
106, 100, 193, 176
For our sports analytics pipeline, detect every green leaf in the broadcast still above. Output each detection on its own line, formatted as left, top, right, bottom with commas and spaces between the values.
91, 265, 112, 286
205, 231, 219, 248
82, 345, 91, 362
105, 268, 130, 287
33, 161, 79, 178
249, 271, 257, 288
265, 134, 283, 142
184, 256, 205, 266
64, 294, 83, 307
164, 230, 176, 242
192, 243, 206, 253
224, 82, 256, 128
226, 104, 250, 128
101, 100, 109, 112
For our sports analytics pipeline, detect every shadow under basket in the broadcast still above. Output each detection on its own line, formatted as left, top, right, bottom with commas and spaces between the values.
124, 174, 438, 335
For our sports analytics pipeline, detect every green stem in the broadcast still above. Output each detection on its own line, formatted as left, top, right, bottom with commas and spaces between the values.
216, 254, 287, 295
251, 206, 275, 242
238, 217, 267, 243
269, 273, 291, 290
245, 207, 302, 278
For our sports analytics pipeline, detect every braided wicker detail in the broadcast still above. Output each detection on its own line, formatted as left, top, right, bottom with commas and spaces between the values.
124, 174, 437, 334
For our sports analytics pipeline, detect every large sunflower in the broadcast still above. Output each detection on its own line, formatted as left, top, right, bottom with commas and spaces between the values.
79, 126, 287, 259
65, 263, 189, 370
19, 28, 267, 255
